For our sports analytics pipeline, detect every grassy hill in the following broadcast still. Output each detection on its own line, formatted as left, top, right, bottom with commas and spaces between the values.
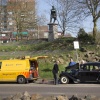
0, 38, 99, 79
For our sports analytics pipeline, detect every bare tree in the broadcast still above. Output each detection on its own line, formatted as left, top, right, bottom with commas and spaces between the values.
8, 0, 36, 40
44, 0, 81, 36
76, 0, 100, 39
36, 14, 48, 26
36, 0, 48, 25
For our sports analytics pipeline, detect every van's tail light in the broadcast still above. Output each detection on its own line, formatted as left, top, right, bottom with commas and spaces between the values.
36, 67, 38, 71
29, 69, 32, 74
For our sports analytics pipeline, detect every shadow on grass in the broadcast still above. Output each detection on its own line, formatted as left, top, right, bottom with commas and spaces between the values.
41, 68, 52, 72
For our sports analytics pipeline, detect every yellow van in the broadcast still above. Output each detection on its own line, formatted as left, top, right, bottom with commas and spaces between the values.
0, 56, 47, 84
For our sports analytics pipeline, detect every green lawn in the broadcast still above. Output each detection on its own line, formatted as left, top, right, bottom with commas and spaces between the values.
38, 59, 67, 79
0, 39, 99, 79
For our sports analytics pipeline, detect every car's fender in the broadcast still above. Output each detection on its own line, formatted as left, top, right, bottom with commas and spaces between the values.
59, 71, 78, 82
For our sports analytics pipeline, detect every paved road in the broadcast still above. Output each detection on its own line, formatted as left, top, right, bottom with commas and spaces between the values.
0, 82, 100, 98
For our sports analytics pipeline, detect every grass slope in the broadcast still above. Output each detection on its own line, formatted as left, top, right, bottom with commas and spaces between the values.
0, 38, 99, 79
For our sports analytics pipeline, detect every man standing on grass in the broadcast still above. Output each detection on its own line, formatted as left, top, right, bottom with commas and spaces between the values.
52, 60, 59, 85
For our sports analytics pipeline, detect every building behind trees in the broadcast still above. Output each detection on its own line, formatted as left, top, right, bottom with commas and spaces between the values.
0, 0, 48, 43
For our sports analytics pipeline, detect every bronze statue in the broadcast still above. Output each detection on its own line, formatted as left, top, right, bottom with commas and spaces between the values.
50, 6, 57, 23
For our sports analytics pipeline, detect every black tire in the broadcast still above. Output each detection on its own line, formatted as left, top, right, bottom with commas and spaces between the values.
17, 76, 26, 84
60, 76, 69, 84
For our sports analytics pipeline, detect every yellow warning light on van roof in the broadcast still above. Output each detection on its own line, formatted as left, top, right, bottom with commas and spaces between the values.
25, 56, 30, 59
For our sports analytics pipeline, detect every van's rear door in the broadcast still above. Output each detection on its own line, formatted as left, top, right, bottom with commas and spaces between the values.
29, 56, 48, 61
29, 56, 48, 78
0, 61, 3, 81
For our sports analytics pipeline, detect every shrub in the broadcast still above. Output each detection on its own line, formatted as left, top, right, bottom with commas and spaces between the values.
77, 28, 95, 44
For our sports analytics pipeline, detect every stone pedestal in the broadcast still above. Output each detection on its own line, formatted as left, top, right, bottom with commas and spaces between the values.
48, 23, 58, 42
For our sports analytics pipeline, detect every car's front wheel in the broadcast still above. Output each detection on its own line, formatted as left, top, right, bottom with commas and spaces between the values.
60, 76, 69, 84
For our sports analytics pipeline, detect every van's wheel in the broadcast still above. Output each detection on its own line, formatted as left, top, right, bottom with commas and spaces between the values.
60, 76, 69, 84
17, 76, 26, 84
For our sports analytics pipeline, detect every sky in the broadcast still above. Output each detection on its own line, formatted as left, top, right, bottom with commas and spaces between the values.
0, 0, 99, 35
0, 0, 7, 5
37, 0, 100, 35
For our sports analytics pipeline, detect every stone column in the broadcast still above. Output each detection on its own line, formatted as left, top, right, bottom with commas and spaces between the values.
48, 23, 58, 42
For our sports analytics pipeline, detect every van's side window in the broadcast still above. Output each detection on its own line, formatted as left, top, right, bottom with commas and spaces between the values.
0, 62, 2, 69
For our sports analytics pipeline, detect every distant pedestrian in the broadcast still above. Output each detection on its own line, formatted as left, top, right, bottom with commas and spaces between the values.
80, 59, 86, 64
52, 60, 59, 85
67, 58, 77, 75
69, 58, 76, 66
80, 59, 86, 69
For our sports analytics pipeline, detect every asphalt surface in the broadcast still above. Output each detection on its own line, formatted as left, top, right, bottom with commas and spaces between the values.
0, 80, 100, 98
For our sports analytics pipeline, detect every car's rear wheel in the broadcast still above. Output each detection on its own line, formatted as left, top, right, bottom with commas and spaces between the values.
17, 76, 26, 84
60, 76, 69, 84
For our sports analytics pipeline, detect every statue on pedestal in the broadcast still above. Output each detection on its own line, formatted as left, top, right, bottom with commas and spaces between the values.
50, 6, 57, 23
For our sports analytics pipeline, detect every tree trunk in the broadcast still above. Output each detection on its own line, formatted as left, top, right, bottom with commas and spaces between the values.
16, 35, 18, 41
62, 30, 65, 36
93, 20, 97, 40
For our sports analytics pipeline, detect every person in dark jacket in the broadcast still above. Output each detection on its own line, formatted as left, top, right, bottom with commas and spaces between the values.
52, 60, 59, 85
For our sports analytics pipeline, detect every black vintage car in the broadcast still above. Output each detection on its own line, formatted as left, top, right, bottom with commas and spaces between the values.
59, 62, 100, 84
